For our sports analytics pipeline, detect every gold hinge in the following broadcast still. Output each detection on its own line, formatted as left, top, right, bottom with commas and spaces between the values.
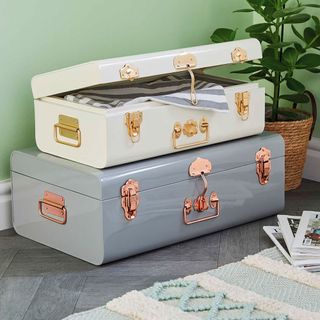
235, 91, 250, 121
121, 179, 140, 221
256, 147, 271, 185
173, 117, 209, 149
120, 64, 139, 81
54, 115, 81, 148
231, 47, 248, 63
125, 111, 143, 143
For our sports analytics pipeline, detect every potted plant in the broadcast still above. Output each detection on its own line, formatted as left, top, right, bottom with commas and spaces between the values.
210, 0, 319, 190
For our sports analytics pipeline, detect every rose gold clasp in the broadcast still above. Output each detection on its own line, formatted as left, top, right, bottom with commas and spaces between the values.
38, 191, 67, 225
121, 179, 140, 221
183, 158, 220, 225
256, 147, 271, 185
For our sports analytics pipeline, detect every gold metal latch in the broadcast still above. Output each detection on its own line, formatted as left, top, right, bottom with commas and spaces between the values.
54, 115, 81, 148
125, 111, 143, 143
120, 64, 139, 81
121, 179, 140, 221
235, 91, 250, 120
231, 47, 248, 63
38, 191, 67, 225
183, 158, 220, 225
173, 53, 198, 105
173, 117, 209, 149
256, 147, 271, 185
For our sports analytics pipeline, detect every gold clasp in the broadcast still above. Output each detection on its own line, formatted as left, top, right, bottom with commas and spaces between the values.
173, 117, 209, 149
38, 191, 67, 225
121, 179, 140, 221
183, 158, 220, 225
235, 91, 250, 120
256, 147, 271, 185
120, 64, 139, 81
125, 111, 143, 143
173, 53, 198, 105
54, 115, 81, 148
231, 47, 248, 63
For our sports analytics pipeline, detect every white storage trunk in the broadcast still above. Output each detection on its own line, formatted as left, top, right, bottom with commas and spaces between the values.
32, 39, 265, 168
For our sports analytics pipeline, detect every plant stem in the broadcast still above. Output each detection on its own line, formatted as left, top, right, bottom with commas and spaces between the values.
271, 0, 284, 121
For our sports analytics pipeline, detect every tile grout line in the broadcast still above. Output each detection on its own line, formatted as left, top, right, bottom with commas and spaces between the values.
0, 249, 19, 279
71, 275, 89, 315
20, 276, 44, 320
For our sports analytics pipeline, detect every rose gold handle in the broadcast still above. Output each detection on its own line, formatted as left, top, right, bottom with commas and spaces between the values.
38, 191, 67, 225
183, 192, 220, 225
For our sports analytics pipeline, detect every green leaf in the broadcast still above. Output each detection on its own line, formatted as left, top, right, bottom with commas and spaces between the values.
210, 28, 237, 43
291, 25, 305, 41
268, 42, 293, 48
307, 67, 320, 73
273, 6, 305, 18
263, 47, 275, 58
249, 32, 273, 43
249, 70, 267, 80
304, 27, 317, 45
282, 14, 311, 24
312, 16, 320, 32
245, 23, 270, 33
303, 4, 320, 8
231, 66, 263, 74
294, 42, 306, 53
280, 94, 310, 103
261, 56, 289, 71
286, 78, 306, 93
296, 53, 320, 68
233, 9, 254, 12
282, 47, 299, 66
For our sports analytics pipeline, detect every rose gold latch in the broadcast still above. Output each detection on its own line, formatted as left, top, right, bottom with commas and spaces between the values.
121, 179, 140, 221
183, 158, 220, 225
256, 147, 271, 185
38, 191, 67, 225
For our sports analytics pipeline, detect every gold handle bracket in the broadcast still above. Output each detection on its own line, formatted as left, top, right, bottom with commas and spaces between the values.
54, 115, 81, 148
183, 158, 220, 225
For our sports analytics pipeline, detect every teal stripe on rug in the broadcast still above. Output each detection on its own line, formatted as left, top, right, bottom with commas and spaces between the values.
208, 262, 320, 313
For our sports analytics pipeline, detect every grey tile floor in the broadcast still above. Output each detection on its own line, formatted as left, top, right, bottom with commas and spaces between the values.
0, 179, 319, 320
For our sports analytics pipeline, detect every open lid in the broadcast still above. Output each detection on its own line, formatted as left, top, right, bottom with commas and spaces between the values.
31, 39, 261, 99
11, 133, 283, 201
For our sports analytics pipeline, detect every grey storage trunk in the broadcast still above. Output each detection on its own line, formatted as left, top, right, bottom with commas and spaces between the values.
11, 132, 284, 265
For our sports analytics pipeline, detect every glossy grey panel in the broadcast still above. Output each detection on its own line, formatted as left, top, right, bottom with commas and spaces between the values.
11, 132, 284, 200
11, 172, 105, 265
100, 158, 284, 263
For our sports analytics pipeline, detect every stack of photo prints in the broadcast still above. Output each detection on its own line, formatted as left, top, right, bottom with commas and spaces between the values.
264, 211, 320, 272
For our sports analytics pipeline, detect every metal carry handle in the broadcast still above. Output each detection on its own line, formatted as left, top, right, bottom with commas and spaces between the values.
172, 118, 209, 150
54, 122, 81, 148
183, 158, 220, 225
38, 191, 67, 225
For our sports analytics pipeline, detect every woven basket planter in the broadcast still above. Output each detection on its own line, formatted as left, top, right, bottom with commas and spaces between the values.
265, 109, 313, 191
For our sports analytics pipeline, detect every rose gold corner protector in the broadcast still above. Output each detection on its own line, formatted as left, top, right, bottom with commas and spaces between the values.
121, 179, 140, 221
256, 147, 271, 185
38, 191, 67, 225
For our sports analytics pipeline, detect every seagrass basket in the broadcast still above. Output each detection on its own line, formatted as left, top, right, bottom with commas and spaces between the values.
265, 109, 313, 191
